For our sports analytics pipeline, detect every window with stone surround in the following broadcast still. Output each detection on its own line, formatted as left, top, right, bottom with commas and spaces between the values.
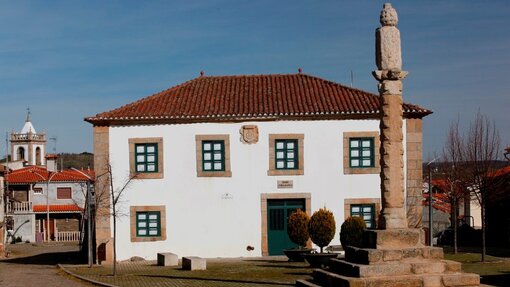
275, 139, 298, 170
202, 140, 225, 172
343, 132, 380, 174
195, 135, 231, 177
129, 138, 164, 179
130, 206, 166, 242
135, 143, 158, 173
349, 138, 375, 168
350, 204, 376, 229
344, 198, 380, 229
268, 134, 304, 176
136, 211, 161, 237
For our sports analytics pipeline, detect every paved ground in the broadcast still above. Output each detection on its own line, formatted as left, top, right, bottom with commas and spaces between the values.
0, 242, 92, 287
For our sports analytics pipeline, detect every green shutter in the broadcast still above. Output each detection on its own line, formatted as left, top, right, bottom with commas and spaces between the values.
275, 139, 298, 170
136, 211, 161, 237
349, 138, 374, 168
350, 204, 375, 229
202, 140, 225, 171
135, 143, 158, 173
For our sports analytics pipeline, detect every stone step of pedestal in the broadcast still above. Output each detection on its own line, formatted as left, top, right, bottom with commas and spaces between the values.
345, 245, 444, 264
329, 258, 411, 277
329, 258, 458, 277
363, 228, 424, 249
410, 260, 462, 275
295, 279, 322, 287
301, 269, 480, 287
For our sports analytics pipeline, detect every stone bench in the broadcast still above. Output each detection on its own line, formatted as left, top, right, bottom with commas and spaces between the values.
182, 256, 206, 270
157, 252, 178, 266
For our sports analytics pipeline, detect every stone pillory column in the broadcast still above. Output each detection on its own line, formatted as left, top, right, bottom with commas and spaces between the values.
296, 4, 481, 286
373, 3, 409, 229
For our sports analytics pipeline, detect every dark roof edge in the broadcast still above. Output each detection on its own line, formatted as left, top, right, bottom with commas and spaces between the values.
84, 109, 432, 126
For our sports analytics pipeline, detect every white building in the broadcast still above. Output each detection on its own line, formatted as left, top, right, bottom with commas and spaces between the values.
86, 73, 430, 262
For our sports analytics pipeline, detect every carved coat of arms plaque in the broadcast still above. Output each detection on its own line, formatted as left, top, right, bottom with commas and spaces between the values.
240, 125, 259, 144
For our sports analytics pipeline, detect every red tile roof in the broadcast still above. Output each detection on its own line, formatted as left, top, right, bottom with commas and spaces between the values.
85, 73, 431, 125
491, 166, 510, 178
5, 166, 94, 184
33, 204, 83, 213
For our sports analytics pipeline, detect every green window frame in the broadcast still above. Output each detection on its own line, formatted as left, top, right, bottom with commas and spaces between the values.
136, 211, 161, 237
275, 139, 298, 170
350, 204, 376, 229
349, 138, 374, 168
135, 143, 158, 173
202, 140, 225, 171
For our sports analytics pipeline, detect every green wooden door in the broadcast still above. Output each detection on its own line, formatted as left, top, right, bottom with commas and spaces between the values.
267, 199, 305, 255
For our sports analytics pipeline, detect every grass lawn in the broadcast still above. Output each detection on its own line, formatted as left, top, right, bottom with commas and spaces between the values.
66, 257, 314, 287
443, 247, 510, 287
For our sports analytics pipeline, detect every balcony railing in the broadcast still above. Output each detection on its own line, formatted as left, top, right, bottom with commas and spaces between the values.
11, 132, 46, 141
7, 201, 32, 213
56, 231, 81, 242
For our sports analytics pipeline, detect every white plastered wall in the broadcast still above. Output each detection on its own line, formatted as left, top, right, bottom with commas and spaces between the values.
109, 119, 398, 260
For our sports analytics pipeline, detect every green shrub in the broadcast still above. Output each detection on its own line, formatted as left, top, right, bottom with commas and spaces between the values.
287, 209, 310, 248
308, 208, 336, 253
340, 216, 367, 249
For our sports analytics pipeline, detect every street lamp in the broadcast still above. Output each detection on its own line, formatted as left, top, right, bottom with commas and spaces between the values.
71, 167, 94, 268
31, 170, 59, 242
427, 157, 439, 246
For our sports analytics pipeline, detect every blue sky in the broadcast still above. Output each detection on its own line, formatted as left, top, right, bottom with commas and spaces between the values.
0, 0, 508, 160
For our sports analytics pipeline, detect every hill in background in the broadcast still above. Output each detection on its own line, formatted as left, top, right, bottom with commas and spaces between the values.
59, 152, 94, 170
0, 152, 94, 171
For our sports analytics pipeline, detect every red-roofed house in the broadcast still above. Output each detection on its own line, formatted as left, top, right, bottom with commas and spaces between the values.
85, 72, 431, 262
4, 162, 93, 243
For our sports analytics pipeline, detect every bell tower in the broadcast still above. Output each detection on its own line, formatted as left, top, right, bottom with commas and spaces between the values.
10, 108, 47, 166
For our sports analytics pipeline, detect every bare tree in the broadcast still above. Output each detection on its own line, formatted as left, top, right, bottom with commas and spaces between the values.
441, 118, 468, 254
464, 111, 501, 262
94, 159, 137, 276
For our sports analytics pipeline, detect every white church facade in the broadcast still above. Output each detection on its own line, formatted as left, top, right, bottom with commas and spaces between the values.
86, 73, 430, 262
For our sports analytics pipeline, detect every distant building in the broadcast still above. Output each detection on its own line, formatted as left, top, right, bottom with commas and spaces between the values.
10, 110, 46, 167
86, 73, 431, 262
0, 167, 5, 255
3, 114, 94, 243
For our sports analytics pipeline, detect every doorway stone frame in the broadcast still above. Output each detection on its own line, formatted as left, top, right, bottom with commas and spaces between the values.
260, 192, 311, 256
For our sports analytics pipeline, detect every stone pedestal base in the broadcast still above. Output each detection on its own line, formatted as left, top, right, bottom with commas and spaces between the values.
296, 229, 480, 287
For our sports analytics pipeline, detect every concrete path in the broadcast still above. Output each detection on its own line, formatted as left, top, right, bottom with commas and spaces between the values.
0, 243, 91, 287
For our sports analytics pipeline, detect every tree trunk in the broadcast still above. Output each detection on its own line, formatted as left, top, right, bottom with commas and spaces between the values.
113, 212, 117, 276
453, 197, 458, 254
481, 199, 486, 262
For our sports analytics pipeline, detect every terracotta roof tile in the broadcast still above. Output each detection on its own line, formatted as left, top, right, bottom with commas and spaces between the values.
33, 204, 83, 213
5, 166, 94, 184
85, 73, 431, 125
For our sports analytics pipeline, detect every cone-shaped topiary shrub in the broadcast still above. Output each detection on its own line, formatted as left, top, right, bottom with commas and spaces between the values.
340, 216, 367, 249
287, 209, 310, 248
308, 208, 336, 253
